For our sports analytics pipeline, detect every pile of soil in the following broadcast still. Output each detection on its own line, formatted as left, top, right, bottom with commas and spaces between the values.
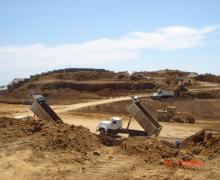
184, 130, 220, 159
46, 71, 116, 81
195, 74, 220, 83
182, 90, 220, 99
120, 137, 179, 163
2, 71, 157, 104
98, 134, 125, 146
32, 81, 156, 92
120, 131, 220, 163
193, 92, 220, 99
0, 117, 101, 152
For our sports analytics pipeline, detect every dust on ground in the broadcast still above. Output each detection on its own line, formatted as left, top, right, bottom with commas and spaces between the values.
1, 83, 220, 180
0, 116, 220, 180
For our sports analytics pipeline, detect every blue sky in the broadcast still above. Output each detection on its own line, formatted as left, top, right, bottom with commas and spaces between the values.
0, 0, 220, 85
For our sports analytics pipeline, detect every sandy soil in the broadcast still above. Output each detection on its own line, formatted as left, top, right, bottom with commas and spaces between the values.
0, 94, 220, 180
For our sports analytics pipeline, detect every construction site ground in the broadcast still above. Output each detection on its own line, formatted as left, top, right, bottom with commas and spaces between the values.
1, 70, 220, 180
1, 87, 220, 180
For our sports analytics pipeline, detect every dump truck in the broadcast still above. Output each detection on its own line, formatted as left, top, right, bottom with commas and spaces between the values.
156, 106, 195, 123
96, 96, 162, 137
30, 95, 62, 123
152, 90, 175, 99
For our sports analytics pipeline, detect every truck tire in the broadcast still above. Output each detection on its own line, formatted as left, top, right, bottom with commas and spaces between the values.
107, 129, 117, 136
153, 96, 159, 100
99, 128, 106, 135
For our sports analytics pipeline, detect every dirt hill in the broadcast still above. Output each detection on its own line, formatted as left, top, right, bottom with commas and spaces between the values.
1, 69, 219, 104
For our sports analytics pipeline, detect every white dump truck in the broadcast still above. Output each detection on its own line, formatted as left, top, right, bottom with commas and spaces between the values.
152, 90, 175, 99
96, 117, 123, 136
96, 96, 162, 137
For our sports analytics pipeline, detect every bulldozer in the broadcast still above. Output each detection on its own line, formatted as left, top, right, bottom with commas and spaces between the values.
156, 106, 195, 124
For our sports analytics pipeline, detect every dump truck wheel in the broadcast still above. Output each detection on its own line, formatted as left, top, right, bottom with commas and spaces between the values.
99, 128, 106, 135
107, 129, 117, 136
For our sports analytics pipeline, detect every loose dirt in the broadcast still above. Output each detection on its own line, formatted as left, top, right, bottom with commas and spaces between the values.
0, 117, 101, 153
1, 85, 220, 179
120, 137, 179, 163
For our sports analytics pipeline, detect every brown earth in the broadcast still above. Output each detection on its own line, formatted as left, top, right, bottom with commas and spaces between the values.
0, 117, 101, 153
0, 96, 220, 179
0, 69, 204, 105
0, 115, 220, 179
120, 137, 179, 163
120, 131, 220, 163
75, 98, 220, 120
182, 89, 220, 99
185, 131, 220, 159
1, 69, 220, 179
0, 71, 158, 104
195, 74, 220, 83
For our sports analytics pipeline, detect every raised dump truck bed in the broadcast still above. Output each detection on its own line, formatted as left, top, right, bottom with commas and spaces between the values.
30, 95, 62, 123
127, 97, 162, 136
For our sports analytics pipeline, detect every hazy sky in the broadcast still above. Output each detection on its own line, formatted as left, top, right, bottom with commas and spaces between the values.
0, 0, 220, 85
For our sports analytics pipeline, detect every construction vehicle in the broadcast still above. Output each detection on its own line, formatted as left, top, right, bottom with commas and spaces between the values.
156, 106, 195, 123
174, 80, 189, 96
96, 96, 162, 137
30, 95, 62, 123
153, 80, 190, 100
97, 116, 123, 136
153, 89, 175, 99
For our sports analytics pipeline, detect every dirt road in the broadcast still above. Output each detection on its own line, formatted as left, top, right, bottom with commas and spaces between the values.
2, 84, 220, 117
53, 86, 220, 114
53, 94, 150, 113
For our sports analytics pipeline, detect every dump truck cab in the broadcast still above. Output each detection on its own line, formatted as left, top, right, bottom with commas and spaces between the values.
97, 117, 122, 135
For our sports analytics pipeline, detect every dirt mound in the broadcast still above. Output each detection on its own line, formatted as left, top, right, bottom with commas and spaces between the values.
38, 81, 156, 92
36, 71, 116, 82
0, 117, 101, 152
3, 72, 157, 104
192, 91, 220, 99
120, 133, 220, 164
181, 90, 220, 99
195, 74, 220, 83
184, 130, 220, 159
120, 137, 179, 163
98, 134, 125, 146
132, 69, 191, 79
